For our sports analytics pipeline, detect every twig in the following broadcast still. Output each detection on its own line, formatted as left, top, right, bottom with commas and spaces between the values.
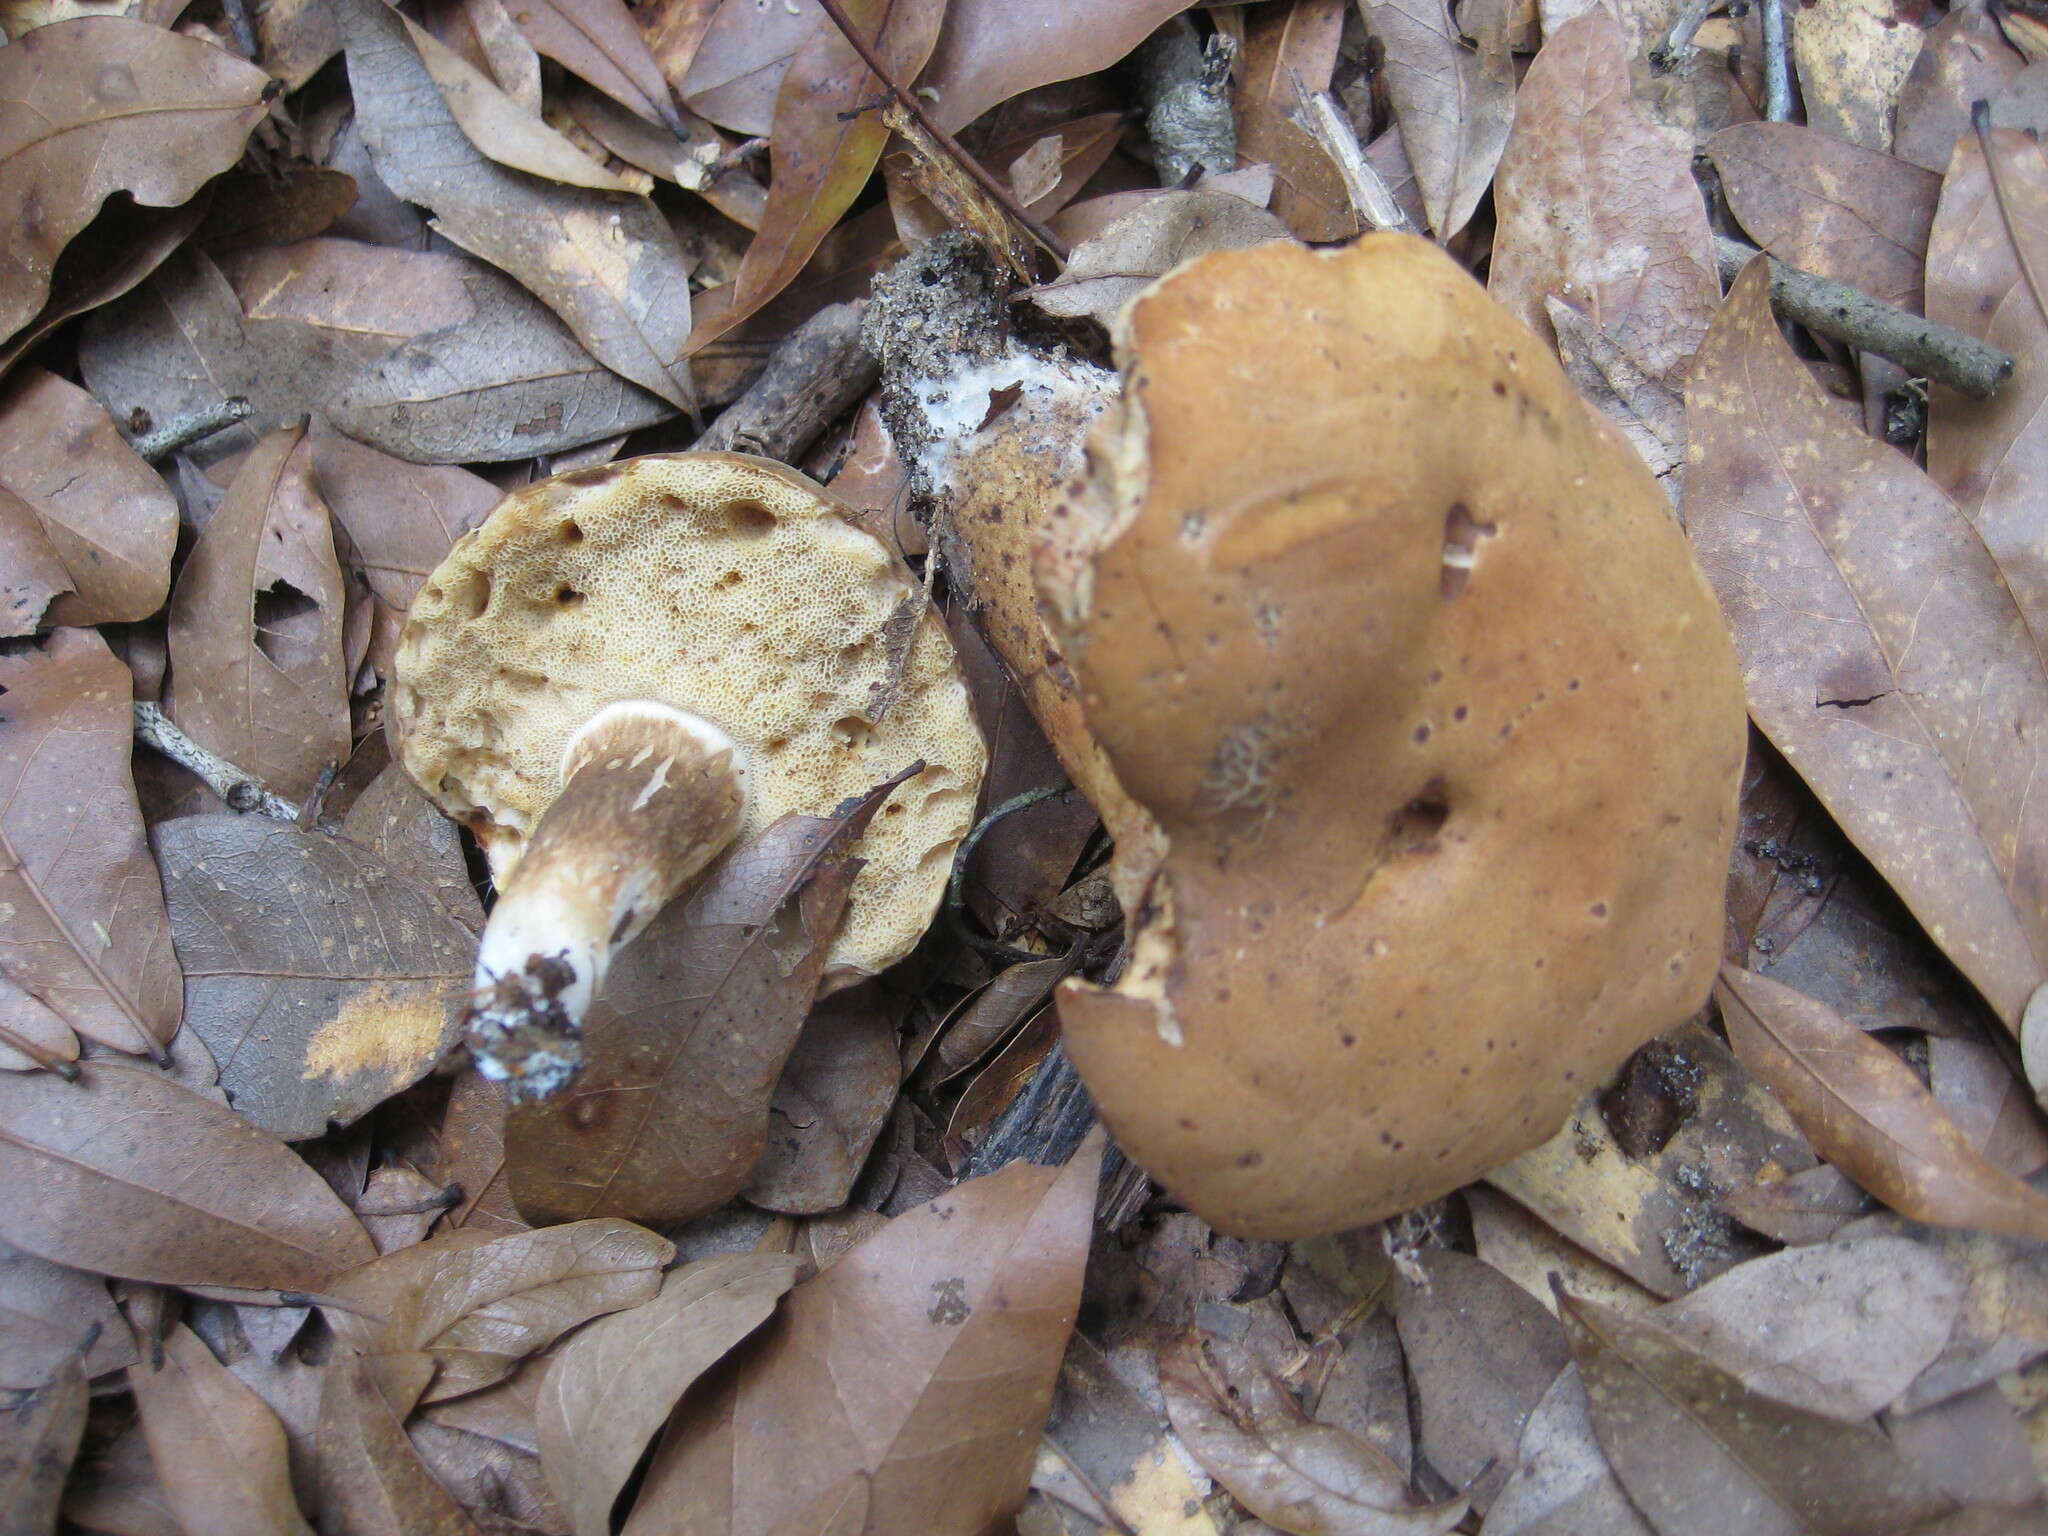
133, 702, 301, 821
947, 784, 1077, 965
128, 398, 251, 463
1715, 237, 2015, 401
1649, 0, 1717, 73
693, 302, 879, 462
1761, 0, 1794, 121
812, 0, 1069, 263
1297, 83, 1417, 235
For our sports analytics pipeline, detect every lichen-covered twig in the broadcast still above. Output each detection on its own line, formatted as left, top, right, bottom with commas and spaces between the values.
133, 703, 301, 821
1762, 0, 1794, 121
1715, 237, 2015, 401
128, 398, 251, 463
1650, 0, 1717, 73
693, 302, 878, 462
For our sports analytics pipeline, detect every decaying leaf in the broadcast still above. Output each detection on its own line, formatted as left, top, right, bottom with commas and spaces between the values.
0, 368, 176, 627
505, 807, 867, 1227
1355, 0, 1513, 240
673, 0, 818, 135
0, 486, 66, 637
1233, 0, 1357, 244
316, 1353, 485, 1536
628, 1137, 1102, 1536
164, 423, 351, 804
1684, 262, 2048, 1030
312, 436, 499, 615
0, 1346, 86, 1536
130, 1322, 314, 1536
1894, 4, 2025, 174
1160, 1330, 1469, 1536
0, 1062, 374, 1291
0, 1239, 131, 1388
1561, 1292, 1956, 1536
1719, 966, 2048, 1241
153, 814, 475, 1140
335, 0, 698, 413
743, 983, 903, 1214
918, 0, 1195, 135
1490, 9, 1717, 387
513, 0, 681, 130
1482, 1364, 1653, 1536
536, 1252, 798, 1536
0, 626, 180, 1056
322, 1218, 673, 1406
0, 17, 268, 347
1025, 188, 1291, 326
1792, 0, 1925, 152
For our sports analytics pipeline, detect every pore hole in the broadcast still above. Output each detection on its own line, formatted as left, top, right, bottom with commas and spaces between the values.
1386, 782, 1449, 855
1440, 503, 1500, 600
832, 715, 873, 749
561, 520, 584, 543
554, 583, 584, 608
728, 500, 775, 538
453, 569, 491, 619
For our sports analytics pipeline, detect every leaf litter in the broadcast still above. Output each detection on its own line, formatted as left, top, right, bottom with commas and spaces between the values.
7, 1, 2048, 1531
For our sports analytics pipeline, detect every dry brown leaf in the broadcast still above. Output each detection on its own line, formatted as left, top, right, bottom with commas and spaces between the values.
0, 1346, 85, 1536
425, 0, 541, 110
314, 434, 499, 616
1683, 261, 2048, 1029
1389, 1248, 1569, 1513
515, 0, 680, 130
743, 983, 903, 1214
0, 486, 65, 637
1895, 4, 2024, 174
0, 17, 267, 347
568, 83, 767, 229
335, 762, 486, 932
1561, 1292, 1956, 1536
504, 805, 870, 1227
442, 1068, 526, 1236
402, 11, 632, 191
1707, 122, 1940, 308
1647, 1234, 1965, 1419
0, 1240, 131, 1388
1930, 1033, 2048, 1176
1463, 1185, 1657, 1320
1025, 188, 1291, 326
335, 0, 697, 413
0, 1061, 374, 1290
1482, 1364, 1653, 1536
0, 626, 180, 1056
536, 1253, 798, 1536
59, 1415, 182, 1536
1926, 129, 2048, 654
354, 1165, 452, 1254
316, 1353, 485, 1536
1490, 9, 1717, 388
626, 1137, 1101, 1536
165, 423, 351, 803
918, 0, 1194, 135
1544, 296, 1687, 486
0, 368, 177, 627
407, 1414, 566, 1532
322, 1219, 673, 1406
672, 0, 818, 135
1160, 1330, 1468, 1536
1355, 0, 1513, 240
1234, 0, 1357, 243
193, 167, 362, 254
685, 0, 946, 354
130, 1322, 313, 1536
152, 814, 474, 1140
1792, 0, 1925, 152
1719, 965, 2048, 1242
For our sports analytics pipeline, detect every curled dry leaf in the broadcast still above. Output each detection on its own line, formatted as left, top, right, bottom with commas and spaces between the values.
1489, 9, 1717, 388
0, 1239, 131, 1388
1234, 0, 1357, 244
505, 809, 865, 1227
152, 814, 476, 1141
0, 626, 179, 1056
425, 0, 543, 112
1482, 1365, 1653, 1536
1926, 129, 2048, 650
1718, 965, 2048, 1242
919, 0, 1196, 135
335, 0, 698, 413
673, 0, 819, 136
743, 983, 903, 1214
165, 423, 351, 804
1684, 262, 2048, 1029
536, 1252, 799, 1536
1560, 1292, 1956, 1536
0, 17, 268, 347
130, 1322, 313, 1536
1025, 189, 1292, 327
0, 368, 176, 627
512, 0, 682, 130
1707, 122, 1939, 307
687, 0, 947, 353
0, 1062, 374, 1291
627, 1136, 1103, 1536
1160, 1330, 1469, 1536
1355, 0, 1513, 240
322, 1219, 674, 1406
316, 1353, 485, 1536
0, 1347, 85, 1536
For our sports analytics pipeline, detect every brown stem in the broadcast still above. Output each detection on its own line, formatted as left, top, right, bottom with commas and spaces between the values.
812, 0, 1069, 264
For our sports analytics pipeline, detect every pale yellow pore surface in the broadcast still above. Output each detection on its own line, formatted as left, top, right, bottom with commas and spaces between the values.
390, 453, 985, 979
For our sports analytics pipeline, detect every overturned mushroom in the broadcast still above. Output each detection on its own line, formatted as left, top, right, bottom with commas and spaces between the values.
1040, 236, 1747, 1239
392, 452, 985, 1099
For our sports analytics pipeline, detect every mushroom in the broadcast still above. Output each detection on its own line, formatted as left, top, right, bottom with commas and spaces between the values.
391, 452, 986, 1099
1038, 236, 1748, 1239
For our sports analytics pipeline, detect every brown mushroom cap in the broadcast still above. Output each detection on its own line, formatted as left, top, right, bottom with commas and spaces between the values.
392, 452, 986, 982
1040, 236, 1747, 1240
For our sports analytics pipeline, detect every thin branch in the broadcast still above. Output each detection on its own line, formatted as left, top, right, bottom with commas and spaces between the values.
1296, 82, 1417, 235
1649, 0, 1716, 73
133, 702, 302, 821
128, 398, 251, 463
811, 0, 1069, 264
1761, 0, 1794, 121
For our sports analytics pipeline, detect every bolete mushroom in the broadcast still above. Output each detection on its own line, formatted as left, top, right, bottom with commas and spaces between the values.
391, 452, 985, 1099
1038, 236, 1747, 1239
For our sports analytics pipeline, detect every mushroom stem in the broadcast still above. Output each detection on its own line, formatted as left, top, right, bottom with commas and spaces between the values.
467, 699, 747, 1100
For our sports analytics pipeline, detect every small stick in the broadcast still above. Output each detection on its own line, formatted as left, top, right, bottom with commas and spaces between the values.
1715, 237, 2015, 401
812, 0, 1068, 263
693, 302, 879, 462
1298, 84, 1417, 235
1761, 0, 1794, 121
1650, 0, 1717, 73
128, 398, 251, 463
133, 702, 301, 821
947, 784, 1077, 965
